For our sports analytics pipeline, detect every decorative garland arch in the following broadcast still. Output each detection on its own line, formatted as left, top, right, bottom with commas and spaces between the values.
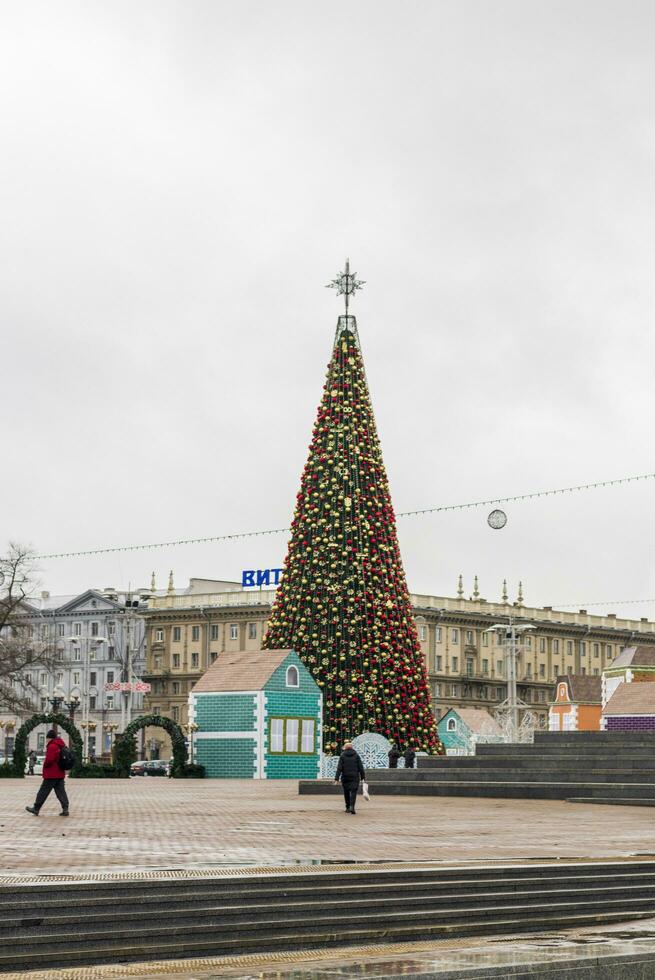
12, 712, 84, 778
114, 714, 187, 778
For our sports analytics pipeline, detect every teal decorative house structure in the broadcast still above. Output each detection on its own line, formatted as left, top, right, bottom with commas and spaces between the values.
437, 708, 502, 756
189, 649, 322, 779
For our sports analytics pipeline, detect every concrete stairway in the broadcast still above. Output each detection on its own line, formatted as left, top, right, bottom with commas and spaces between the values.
299, 732, 655, 803
2, 861, 655, 972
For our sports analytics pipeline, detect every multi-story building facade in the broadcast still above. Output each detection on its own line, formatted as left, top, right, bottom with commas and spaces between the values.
142, 576, 655, 756
1, 587, 150, 759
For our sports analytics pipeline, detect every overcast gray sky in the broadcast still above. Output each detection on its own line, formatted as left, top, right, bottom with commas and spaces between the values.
3, 1, 655, 616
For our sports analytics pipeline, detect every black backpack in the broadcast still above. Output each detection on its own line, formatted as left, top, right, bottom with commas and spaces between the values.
59, 745, 76, 771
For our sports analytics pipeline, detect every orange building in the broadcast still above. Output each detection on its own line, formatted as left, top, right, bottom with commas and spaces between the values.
548, 675, 602, 732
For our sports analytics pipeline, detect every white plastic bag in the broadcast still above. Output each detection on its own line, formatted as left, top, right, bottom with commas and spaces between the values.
362, 781, 370, 801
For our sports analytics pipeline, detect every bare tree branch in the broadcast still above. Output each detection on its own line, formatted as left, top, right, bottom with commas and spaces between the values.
0, 543, 57, 714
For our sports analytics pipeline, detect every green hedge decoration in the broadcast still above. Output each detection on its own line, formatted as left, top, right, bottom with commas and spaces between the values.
12, 712, 84, 778
113, 714, 189, 778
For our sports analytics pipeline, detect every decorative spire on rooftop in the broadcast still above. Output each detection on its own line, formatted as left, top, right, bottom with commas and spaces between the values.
473, 575, 480, 600
167, 570, 174, 594
150, 571, 156, 592
457, 574, 464, 598
517, 581, 524, 607
502, 579, 508, 603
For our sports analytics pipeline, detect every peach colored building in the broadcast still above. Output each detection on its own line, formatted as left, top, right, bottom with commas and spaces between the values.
548, 675, 602, 731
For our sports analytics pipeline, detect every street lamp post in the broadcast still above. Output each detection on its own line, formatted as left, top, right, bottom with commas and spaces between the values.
64, 695, 81, 721
486, 620, 536, 742
184, 723, 199, 765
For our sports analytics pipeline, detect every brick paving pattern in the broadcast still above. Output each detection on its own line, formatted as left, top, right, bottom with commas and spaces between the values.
1, 777, 654, 875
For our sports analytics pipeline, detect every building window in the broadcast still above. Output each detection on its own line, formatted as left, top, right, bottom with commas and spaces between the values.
593, 643, 599, 657
482, 659, 489, 675
154, 656, 162, 670
172, 654, 180, 668
90, 672, 97, 686
539, 663, 545, 677
525, 635, 532, 648
107, 671, 114, 684
172, 681, 180, 694
447, 718, 456, 732
466, 658, 474, 677
286, 665, 300, 688
606, 644, 612, 658
580, 641, 586, 656
191, 626, 200, 641
108, 645, 115, 657
270, 718, 284, 753
89, 696, 96, 710
525, 663, 532, 678
435, 655, 442, 671
230, 625, 238, 641
106, 695, 114, 709
91, 622, 99, 637
57, 623, 65, 637
73, 648, 81, 662
73, 622, 82, 636
450, 684, 459, 697
435, 627, 442, 643
497, 661, 503, 675
89, 648, 96, 661
172, 706, 179, 722
539, 638, 545, 653
451, 657, 458, 672
465, 630, 474, 645
538, 690, 546, 702
173, 627, 181, 642
269, 717, 316, 754
434, 683, 441, 697
40, 672, 48, 686
553, 664, 559, 675
451, 629, 459, 644
73, 672, 80, 686
553, 639, 559, 654
566, 640, 573, 654
482, 632, 488, 647
248, 623, 258, 640
301, 719, 315, 753
210, 625, 219, 641
155, 629, 164, 642
191, 652, 199, 668
419, 625, 427, 641
108, 621, 116, 637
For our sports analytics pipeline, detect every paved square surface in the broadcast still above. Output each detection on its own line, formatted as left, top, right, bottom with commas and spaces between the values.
1, 777, 654, 875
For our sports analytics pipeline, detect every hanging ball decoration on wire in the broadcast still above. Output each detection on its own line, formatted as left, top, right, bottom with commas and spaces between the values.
487, 509, 507, 530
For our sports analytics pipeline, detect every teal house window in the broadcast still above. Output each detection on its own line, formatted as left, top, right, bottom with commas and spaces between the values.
269, 717, 316, 755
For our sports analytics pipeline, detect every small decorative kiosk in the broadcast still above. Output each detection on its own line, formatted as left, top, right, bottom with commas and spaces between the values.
188, 649, 322, 779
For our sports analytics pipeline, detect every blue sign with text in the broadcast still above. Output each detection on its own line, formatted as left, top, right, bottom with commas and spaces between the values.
242, 568, 283, 588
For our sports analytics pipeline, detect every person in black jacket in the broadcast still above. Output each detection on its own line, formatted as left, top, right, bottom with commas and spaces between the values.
388, 744, 401, 769
403, 745, 416, 769
334, 742, 365, 814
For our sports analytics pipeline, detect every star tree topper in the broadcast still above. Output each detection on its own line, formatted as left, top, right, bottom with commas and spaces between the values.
326, 259, 365, 316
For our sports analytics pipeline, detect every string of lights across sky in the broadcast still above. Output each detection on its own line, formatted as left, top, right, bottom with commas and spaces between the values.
35, 469, 655, 560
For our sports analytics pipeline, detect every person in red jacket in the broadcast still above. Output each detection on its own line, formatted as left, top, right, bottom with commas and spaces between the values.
25, 730, 69, 817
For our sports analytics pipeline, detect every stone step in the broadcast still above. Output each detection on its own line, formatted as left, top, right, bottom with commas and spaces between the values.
6, 861, 649, 904
568, 798, 655, 807
5, 881, 655, 933
1, 862, 653, 972
420, 754, 655, 767
299, 779, 655, 800
366, 768, 655, 783
5, 893, 655, 956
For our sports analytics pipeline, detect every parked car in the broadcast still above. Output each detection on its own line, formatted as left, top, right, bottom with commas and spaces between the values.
130, 760, 170, 777
25, 756, 44, 776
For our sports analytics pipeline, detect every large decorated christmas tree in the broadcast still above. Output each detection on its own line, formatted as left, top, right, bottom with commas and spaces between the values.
264, 262, 440, 755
